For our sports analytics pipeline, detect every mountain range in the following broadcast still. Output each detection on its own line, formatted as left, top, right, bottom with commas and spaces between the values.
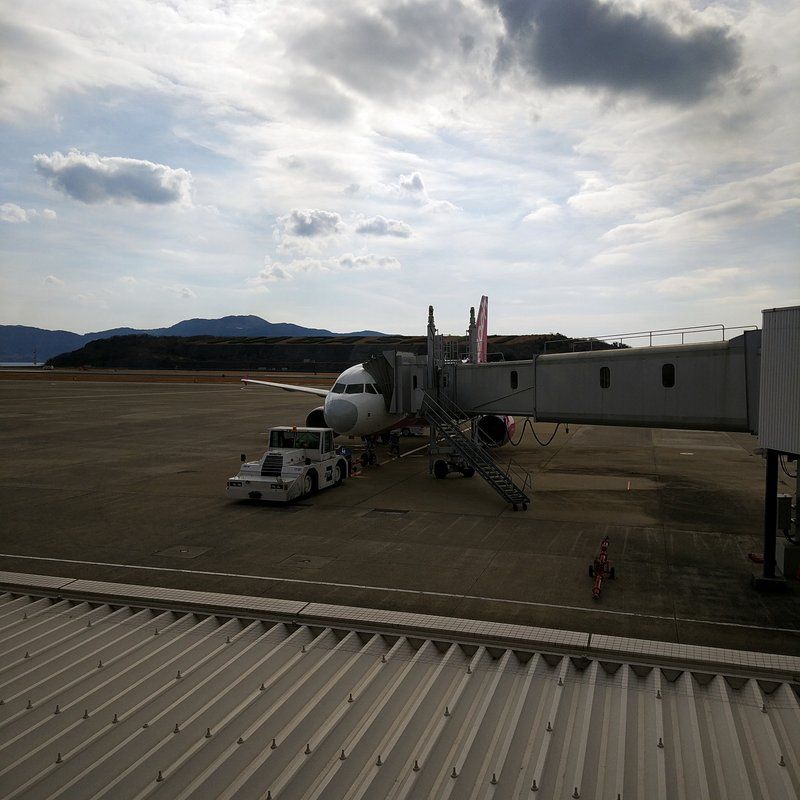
0, 316, 386, 362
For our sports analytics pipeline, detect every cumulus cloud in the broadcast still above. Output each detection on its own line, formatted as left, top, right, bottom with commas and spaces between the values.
43, 275, 64, 286
654, 267, 749, 295
33, 150, 192, 205
338, 253, 400, 271
399, 172, 426, 194
0, 202, 32, 223
523, 201, 563, 224
281, 208, 343, 238
178, 287, 196, 299
493, 0, 741, 103
355, 215, 412, 237
42, 208, 57, 220
369, 172, 460, 213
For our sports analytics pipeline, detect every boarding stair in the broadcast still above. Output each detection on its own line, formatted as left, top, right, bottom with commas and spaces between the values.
421, 392, 532, 511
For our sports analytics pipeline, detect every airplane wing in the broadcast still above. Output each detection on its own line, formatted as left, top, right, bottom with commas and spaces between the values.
241, 378, 330, 397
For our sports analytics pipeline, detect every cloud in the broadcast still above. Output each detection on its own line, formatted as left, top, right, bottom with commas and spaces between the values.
178, 287, 196, 299
355, 215, 412, 238
338, 253, 400, 271
493, 0, 741, 103
523, 201, 563, 224
42, 208, 57, 220
399, 172, 426, 194
0, 202, 32, 223
281, 208, 343, 238
253, 263, 292, 284
43, 275, 64, 286
654, 267, 749, 295
33, 150, 192, 205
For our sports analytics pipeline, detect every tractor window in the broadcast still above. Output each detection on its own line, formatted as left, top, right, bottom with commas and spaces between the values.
364, 384, 377, 394
662, 363, 675, 388
295, 431, 321, 449
323, 431, 333, 452
345, 383, 363, 394
270, 430, 295, 448
331, 383, 345, 394
600, 367, 610, 389
510, 370, 518, 390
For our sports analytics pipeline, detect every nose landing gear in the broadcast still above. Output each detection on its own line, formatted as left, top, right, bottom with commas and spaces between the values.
359, 437, 379, 468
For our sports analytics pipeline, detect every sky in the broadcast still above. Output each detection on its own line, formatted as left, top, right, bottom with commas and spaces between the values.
1, 0, 798, 337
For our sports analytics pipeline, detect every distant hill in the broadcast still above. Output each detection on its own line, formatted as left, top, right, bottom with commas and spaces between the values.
47, 332, 623, 372
0, 315, 386, 362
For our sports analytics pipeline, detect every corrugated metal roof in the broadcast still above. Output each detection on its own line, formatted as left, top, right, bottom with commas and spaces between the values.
1, 576, 799, 800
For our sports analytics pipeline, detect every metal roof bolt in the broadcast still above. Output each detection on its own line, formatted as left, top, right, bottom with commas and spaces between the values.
376, 755, 383, 767
558, 677, 564, 687
56, 752, 62, 764
266, 793, 272, 800
304, 743, 311, 755
26, 699, 33, 710
340, 749, 347, 761
491, 773, 498, 785
154, 628, 159, 636
176, 670, 182, 680
270, 738, 277, 750
205, 727, 212, 739
531, 779, 538, 791
24, 651, 30, 659
97, 660, 103, 669
260, 682, 266, 691
657, 737, 664, 749
656, 689, 662, 699
546, 721, 552, 733
226, 636, 232, 644
381, 654, 387, 663
348, 693, 354, 703
87, 620, 92, 628
173, 723, 180, 734
444, 706, 450, 717
83, 709, 89, 720
301, 644, 306, 653
779, 755, 786, 767
761, 703, 767, 713
23, 612, 27, 620
112, 713, 119, 724
143, 722, 149, 729
451, 767, 458, 779
237, 736, 244, 745
572, 788, 580, 799
156, 770, 164, 782
467, 665, 472, 674
413, 759, 420, 772
54, 704, 60, 714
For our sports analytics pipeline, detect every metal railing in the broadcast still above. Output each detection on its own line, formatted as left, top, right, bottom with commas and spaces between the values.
544, 323, 758, 352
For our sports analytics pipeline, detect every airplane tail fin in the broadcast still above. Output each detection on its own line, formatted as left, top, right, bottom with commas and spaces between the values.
476, 295, 488, 363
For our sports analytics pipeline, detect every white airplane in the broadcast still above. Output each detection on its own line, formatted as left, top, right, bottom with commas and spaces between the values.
242, 362, 405, 438
241, 296, 516, 445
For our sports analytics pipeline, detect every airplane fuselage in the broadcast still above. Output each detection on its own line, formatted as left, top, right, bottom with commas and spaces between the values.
322, 364, 407, 437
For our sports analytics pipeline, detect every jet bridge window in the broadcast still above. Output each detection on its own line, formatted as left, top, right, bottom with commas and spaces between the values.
510, 370, 518, 390
600, 367, 610, 389
662, 363, 676, 388
331, 383, 345, 394
345, 383, 364, 394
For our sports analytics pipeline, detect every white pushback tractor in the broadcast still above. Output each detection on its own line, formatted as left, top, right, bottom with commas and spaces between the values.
227, 426, 348, 502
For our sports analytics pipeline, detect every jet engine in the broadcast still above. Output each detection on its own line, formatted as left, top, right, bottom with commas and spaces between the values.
305, 406, 327, 428
476, 414, 516, 447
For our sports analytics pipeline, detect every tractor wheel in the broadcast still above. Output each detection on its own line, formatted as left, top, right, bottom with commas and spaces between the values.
433, 459, 449, 479
462, 467, 475, 478
302, 472, 316, 497
334, 462, 345, 486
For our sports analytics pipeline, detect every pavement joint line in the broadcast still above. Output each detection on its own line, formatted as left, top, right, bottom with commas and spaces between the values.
1, 552, 798, 636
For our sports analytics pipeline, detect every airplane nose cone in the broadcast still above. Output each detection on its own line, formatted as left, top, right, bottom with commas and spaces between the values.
325, 399, 358, 433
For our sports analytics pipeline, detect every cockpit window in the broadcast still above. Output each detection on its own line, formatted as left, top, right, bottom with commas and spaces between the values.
364, 384, 377, 394
331, 383, 345, 394
345, 383, 363, 394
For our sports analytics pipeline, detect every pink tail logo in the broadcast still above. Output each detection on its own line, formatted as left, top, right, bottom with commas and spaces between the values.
476, 295, 488, 363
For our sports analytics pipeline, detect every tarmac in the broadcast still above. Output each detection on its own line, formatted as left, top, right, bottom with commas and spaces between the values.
1, 375, 799, 656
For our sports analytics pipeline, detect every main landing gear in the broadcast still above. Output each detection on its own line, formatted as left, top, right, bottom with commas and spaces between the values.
359, 437, 379, 468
